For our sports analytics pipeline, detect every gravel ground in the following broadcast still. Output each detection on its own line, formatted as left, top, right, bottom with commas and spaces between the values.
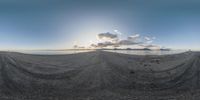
0, 51, 199, 100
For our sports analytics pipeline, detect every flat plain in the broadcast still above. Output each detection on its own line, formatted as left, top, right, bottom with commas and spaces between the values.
0, 51, 200, 100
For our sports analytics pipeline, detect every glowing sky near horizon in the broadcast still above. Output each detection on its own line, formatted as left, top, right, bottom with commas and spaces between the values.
0, 0, 200, 50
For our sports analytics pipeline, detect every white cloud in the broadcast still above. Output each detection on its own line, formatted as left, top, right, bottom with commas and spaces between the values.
128, 34, 140, 41
144, 36, 156, 44
146, 40, 153, 44
114, 30, 122, 35
144, 36, 151, 41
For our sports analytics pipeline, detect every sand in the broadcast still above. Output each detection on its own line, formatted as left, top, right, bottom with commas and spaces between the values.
0, 51, 200, 100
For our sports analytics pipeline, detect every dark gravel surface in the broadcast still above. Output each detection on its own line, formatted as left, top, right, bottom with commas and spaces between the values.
0, 51, 200, 100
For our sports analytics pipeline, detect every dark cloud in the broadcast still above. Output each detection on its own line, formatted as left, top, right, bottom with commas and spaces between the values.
93, 32, 143, 48
97, 42, 115, 47
98, 32, 118, 40
118, 40, 140, 45
89, 31, 160, 49
90, 44, 97, 48
73, 45, 85, 49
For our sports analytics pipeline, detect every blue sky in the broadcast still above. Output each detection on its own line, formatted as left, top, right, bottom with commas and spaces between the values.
0, 0, 200, 50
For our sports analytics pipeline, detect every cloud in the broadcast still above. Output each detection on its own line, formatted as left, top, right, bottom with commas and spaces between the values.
144, 36, 151, 41
146, 40, 153, 44
90, 44, 97, 48
73, 45, 86, 49
114, 30, 122, 35
91, 41, 117, 48
88, 30, 161, 49
97, 42, 115, 47
118, 40, 140, 45
116, 34, 141, 45
98, 32, 118, 40
127, 34, 140, 41
144, 36, 156, 44
93, 32, 141, 48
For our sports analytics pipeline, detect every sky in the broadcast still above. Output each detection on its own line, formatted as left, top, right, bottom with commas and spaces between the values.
0, 0, 200, 50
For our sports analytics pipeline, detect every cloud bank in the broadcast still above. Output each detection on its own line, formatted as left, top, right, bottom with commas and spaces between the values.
90, 31, 161, 49
98, 32, 118, 40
